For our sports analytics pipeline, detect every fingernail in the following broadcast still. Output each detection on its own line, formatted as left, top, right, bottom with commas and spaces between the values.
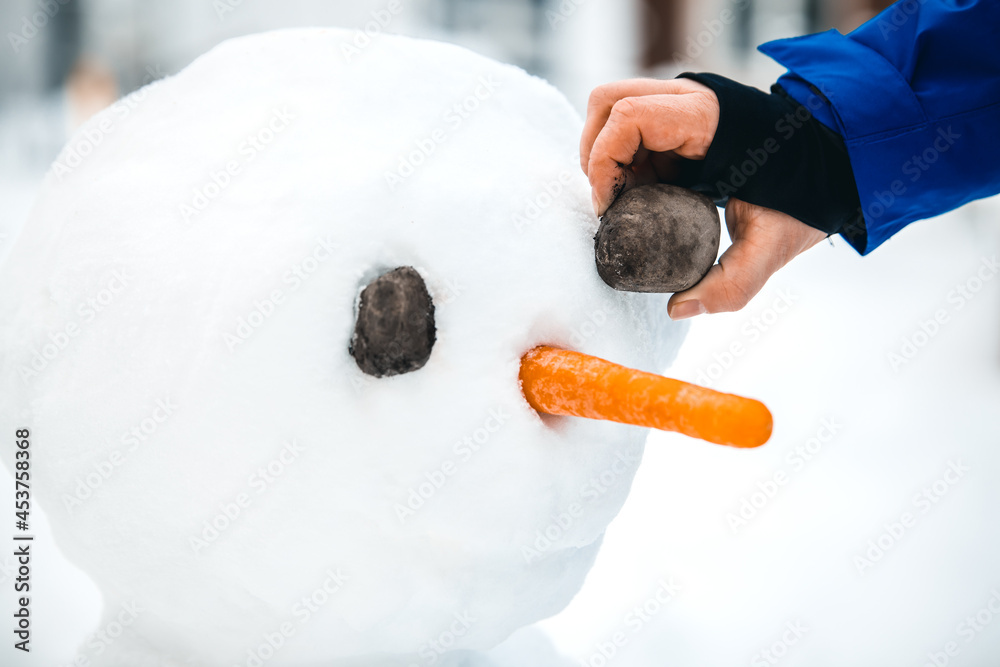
669, 300, 706, 321
592, 192, 601, 217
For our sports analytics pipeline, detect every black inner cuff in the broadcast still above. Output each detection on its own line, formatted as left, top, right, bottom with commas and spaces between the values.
673, 72, 864, 237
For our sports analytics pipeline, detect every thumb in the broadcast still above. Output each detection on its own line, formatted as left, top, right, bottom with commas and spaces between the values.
667, 235, 768, 319
667, 198, 826, 320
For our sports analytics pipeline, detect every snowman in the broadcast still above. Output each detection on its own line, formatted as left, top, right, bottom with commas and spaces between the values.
0, 29, 768, 666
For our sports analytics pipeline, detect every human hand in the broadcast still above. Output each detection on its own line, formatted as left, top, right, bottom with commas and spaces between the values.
666, 198, 828, 319
582, 78, 828, 320
581, 77, 720, 217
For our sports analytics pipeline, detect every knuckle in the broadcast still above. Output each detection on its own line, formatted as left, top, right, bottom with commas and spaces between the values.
588, 84, 615, 109
609, 97, 639, 122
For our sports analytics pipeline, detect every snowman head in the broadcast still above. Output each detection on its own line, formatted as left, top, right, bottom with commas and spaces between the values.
0, 28, 750, 665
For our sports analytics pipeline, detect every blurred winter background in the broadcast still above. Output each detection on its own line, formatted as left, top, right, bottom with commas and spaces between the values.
1, 0, 998, 665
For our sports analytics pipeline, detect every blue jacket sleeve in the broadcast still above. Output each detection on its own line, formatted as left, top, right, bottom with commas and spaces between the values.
758, 0, 1000, 255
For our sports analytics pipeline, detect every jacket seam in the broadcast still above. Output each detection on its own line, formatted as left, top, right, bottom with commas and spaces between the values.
844, 99, 1000, 146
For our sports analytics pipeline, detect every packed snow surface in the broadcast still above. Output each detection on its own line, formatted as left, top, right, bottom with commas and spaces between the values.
0, 28, 686, 665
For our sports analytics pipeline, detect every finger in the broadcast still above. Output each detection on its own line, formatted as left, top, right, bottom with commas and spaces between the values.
648, 151, 683, 183
580, 78, 707, 175
667, 199, 826, 319
667, 235, 770, 319
629, 146, 655, 186
587, 94, 711, 216
626, 147, 683, 187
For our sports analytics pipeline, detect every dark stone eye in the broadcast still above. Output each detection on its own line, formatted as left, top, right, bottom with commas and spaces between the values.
349, 266, 436, 378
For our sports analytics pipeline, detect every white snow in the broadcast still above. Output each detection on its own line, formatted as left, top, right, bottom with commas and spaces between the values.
537, 197, 1000, 666
0, 28, 686, 666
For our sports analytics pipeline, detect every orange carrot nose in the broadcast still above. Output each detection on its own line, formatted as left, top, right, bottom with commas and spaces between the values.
519, 346, 772, 448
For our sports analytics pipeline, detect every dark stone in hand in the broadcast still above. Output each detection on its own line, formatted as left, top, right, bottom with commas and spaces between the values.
595, 184, 720, 293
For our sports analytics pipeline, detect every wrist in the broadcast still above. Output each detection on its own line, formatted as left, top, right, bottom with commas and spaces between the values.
674, 72, 862, 237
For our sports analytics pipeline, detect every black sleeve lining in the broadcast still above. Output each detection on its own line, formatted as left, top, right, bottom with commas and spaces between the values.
673, 71, 865, 239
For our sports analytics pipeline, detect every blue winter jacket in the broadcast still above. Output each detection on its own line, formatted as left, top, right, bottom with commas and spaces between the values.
759, 0, 1000, 254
